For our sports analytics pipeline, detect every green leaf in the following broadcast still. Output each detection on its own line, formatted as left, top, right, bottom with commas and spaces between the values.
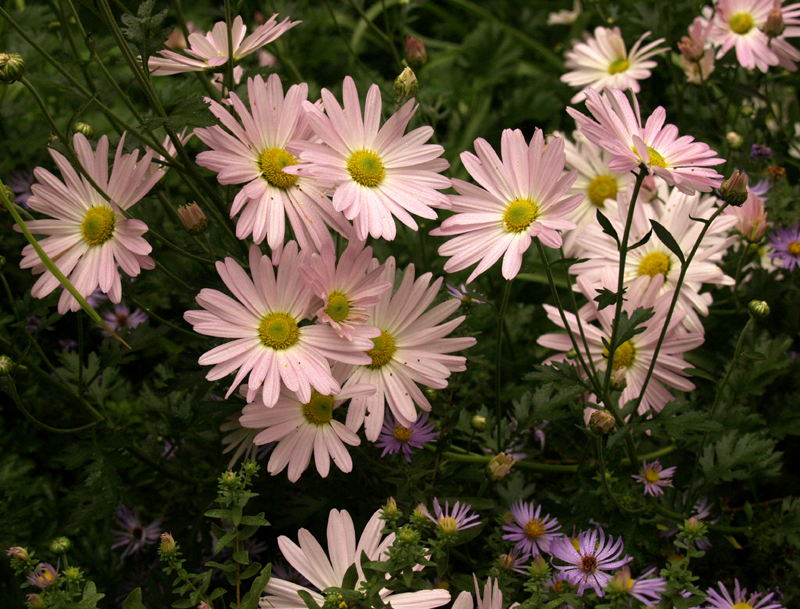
615, 306, 656, 346
700, 431, 782, 484
204, 508, 228, 519
650, 219, 685, 263
233, 549, 249, 565
341, 562, 359, 590
208, 588, 226, 602
214, 529, 238, 553
122, 589, 147, 609
527, 361, 592, 391
593, 287, 620, 311
596, 209, 620, 248
172, 600, 195, 609
242, 564, 272, 609
240, 561, 262, 580
82, 581, 106, 605
240, 513, 270, 526
231, 504, 243, 526
629, 228, 653, 250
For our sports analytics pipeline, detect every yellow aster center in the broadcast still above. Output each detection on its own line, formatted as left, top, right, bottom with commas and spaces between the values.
325, 290, 351, 323
638, 251, 672, 278
257, 312, 299, 350
525, 518, 546, 539
366, 329, 396, 369
503, 198, 539, 233
587, 175, 618, 207
608, 58, 630, 74
259, 147, 299, 189
570, 538, 580, 552
732, 604, 754, 609
729, 12, 755, 34
393, 424, 413, 442
439, 516, 459, 534
633, 144, 668, 168
347, 149, 386, 187
302, 392, 335, 426
603, 340, 636, 370
645, 468, 660, 483
80, 206, 116, 246
788, 241, 800, 256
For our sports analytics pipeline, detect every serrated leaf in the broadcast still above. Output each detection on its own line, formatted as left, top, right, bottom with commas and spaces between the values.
526, 361, 592, 391
615, 306, 656, 346
650, 219, 685, 263
700, 431, 782, 484
596, 209, 620, 247
594, 287, 620, 311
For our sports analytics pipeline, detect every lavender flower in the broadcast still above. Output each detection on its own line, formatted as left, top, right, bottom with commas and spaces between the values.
705, 579, 784, 609
750, 179, 772, 197
102, 303, 148, 335
26, 563, 58, 588
375, 412, 439, 462
497, 547, 528, 574
768, 223, 800, 271
631, 458, 676, 497
606, 566, 666, 605
422, 498, 481, 535
549, 529, 632, 596
750, 144, 772, 160
501, 499, 561, 556
445, 283, 485, 305
6, 170, 34, 207
111, 505, 162, 559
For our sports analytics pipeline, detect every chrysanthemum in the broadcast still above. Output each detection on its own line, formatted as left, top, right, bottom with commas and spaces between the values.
220, 414, 261, 468
261, 509, 451, 609
725, 190, 769, 242
561, 27, 668, 103
567, 88, 724, 194
704, 579, 784, 609
342, 258, 476, 441
606, 566, 666, 605
375, 411, 439, 462
430, 129, 582, 283
549, 529, 632, 596
111, 505, 162, 559
184, 243, 374, 407
194, 74, 351, 249
632, 458, 676, 497
102, 303, 148, 334
239, 366, 374, 481
768, 223, 800, 270
452, 576, 503, 609
501, 499, 562, 556
17, 133, 163, 314
422, 498, 481, 535
300, 240, 392, 341
148, 15, 299, 75
290, 76, 451, 241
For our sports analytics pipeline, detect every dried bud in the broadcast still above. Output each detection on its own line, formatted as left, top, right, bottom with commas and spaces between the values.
73, 122, 94, 138
160, 532, 177, 556
0, 355, 14, 376
178, 203, 208, 235
726, 131, 744, 149
748, 300, 770, 318
589, 409, 616, 434
677, 35, 704, 62
393, 67, 419, 98
765, 6, 785, 37
404, 37, 427, 69
50, 537, 71, 555
0, 53, 25, 83
767, 165, 786, 181
382, 497, 399, 521
6, 546, 28, 561
470, 414, 487, 431
719, 169, 749, 207
486, 452, 515, 480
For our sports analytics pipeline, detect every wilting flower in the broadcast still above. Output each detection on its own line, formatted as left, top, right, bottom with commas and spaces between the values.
769, 223, 800, 270
111, 505, 162, 559
502, 499, 561, 556
26, 563, 58, 588
704, 579, 784, 609
632, 459, 676, 497
549, 529, 632, 596
376, 411, 439, 462
422, 498, 481, 535
679, 17, 716, 83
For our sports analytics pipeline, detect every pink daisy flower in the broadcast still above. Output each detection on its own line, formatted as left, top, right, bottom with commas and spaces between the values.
549, 529, 632, 596
17, 133, 163, 314
184, 242, 374, 407
567, 88, 724, 194
725, 189, 769, 242
501, 499, 562, 557
342, 258, 476, 441
704, 579, 784, 609
430, 129, 582, 283
194, 74, 351, 250
289, 76, 451, 241
631, 458, 677, 497
452, 576, 503, 609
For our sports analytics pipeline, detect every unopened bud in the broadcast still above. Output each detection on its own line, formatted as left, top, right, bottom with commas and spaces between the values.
50, 537, 71, 555
528, 555, 550, 579
470, 414, 487, 431
566, 348, 578, 360
411, 503, 429, 526
748, 300, 770, 318
382, 497, 399, 521
423, 386, 438, 401
178, 203, 208, 235
6, 546, 28, 561
0, 53, 25, 83
677, 36, 704, 62
243, 460, 259, 476
765, 6, 785, 37
393, 67, 419, 98
610, 367, 627, 391
73, 122, 94, 138
397, 526, 419, 545
404, 37, 427, 69
0, 355, 14, 376
726, 131, 744, 149
486, 452, 515, 480
685, 516, 703, 533
26, 594, 45, 609
221, 470, 237, 486
608, 566, 634, 593
589, 409, 616, 434
0, 53, 9, 67
719, 169, 749, 207
160, 532, 176, 556
65, 566, 82, 582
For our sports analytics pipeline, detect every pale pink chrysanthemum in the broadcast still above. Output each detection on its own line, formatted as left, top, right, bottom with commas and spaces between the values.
561, 27, 668, 103
679, 17, 717, 83
17, 133, 163, 314
567, 88, 724, 194
261, 509, 451, 609
148, 15, 299, 75
725, 189, 770, 242
184, 242, 374, 407
194, 74, 351, 250
288, 76, 451, 241
430, 129, 582, 283
299, 240, 392, 341
343, 258, 476, 441
239, 365, 373, 481
452, 576, 503, 609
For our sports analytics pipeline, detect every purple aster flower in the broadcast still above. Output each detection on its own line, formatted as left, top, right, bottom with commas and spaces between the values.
750, 144, 772, 160
497, 547, 528, 574
750, 179, 772, 198
501, 499, 561, 556
26, 563, 58, 588
549, 529, 632, 596
58, 338, 78, 352
705, 579, 784, 609
102, 303, 148, 335
26, 315, 41, 333
607, 566, 666, 605
86, 286, 108, 308
631, 459, 676, 497
6, 170, 34, 207
768, 223, 800, 271
422, 498, 481, 535
6, 546, 28, 560
375, 412, 439, 462
661, 495, 717, 550
445, 283, 485, 305
111, 505, 162, 559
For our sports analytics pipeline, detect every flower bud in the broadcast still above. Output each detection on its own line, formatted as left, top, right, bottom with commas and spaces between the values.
404, 37, 427, 69
677, 35, 704, 62
589, 409, 616, 434
528, 555, 550, 579
65, 566, 82, 582
726, 131, 744, 149
50, 536, 71, 555
719, 169, 749, 207
160, 532, 177, 556
243, 460, 259, 476
608, 566, 634, 593
610, 368, 627, 391
566, 348, 578, 360
6, 546, 29, 561
411, 503, 429, 526
748, 300, 770, 318
26, 594, 45, 609
178, 203, 208, 235
684, 516, 704, 534
486, 452, 515, 480
221, 470, 237, 486
27, 563, 58, 588
397, 526, 419, 545
765, 6, 785, 37
0, 53, 25, 83
423, 386, 438, 401
382, 497, 399, 521
470, 414, 487, 431
0, 355, 14, 376
393, 67, 419, 98
73, 122, 94, 138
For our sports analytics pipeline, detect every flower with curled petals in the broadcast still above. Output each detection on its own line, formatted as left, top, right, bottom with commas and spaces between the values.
549, 529, 632, 596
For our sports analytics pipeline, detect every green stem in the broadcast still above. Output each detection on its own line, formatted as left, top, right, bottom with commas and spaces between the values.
495, 279, 512, 452
125, 295, 198, 338
559, 246, 601, 383
5, 379, 99, 434
346, 0, 402, 67
597, 437, 647, 514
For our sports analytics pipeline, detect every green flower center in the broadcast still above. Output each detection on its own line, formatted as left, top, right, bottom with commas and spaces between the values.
80, 206, 116, 246
603, 340, 636, 370
608, 58, 630, 74
787, 241, 800, 256
729, 13, 755, 35
347, 149, 386, 188
257, 312, 299, 350
302, 392, 335, 426
325, 291, 351, 323
366, 329, 396, 369
525, 518, 546, 539
503, 198, 539, 233
259, 147, 299, 189
644, 468, 660, 483
638, 252, 671, 278
587, 175, 618, 207
393, 424, 413, 442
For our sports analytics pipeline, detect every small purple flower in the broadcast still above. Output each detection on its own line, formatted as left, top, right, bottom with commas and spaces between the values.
26, 563, 58, 588
445, 283, 485, 305
102, 303, 148, 335
750, 179, 772, 198
750, 144, 772, 160
111, 505, 162, 559
705, 579, 784, 609
549, 529, 632, 596
375, 412, 438, 462
58, 339, 78, 352
502, 499, 561, 556
768, 223, 800, 271
86, 287, 108, 308
631, 459, 676, 497
6, 546, 28, 560
6, 170, 34, 208
497, 546, 528, 574
607, 566, 666, 605
26, 315, 41, 333
422, 498, 481, 535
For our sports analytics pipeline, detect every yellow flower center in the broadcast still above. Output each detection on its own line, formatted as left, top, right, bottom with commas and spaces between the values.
788, 241, 800, 256
257, 312, 299, 350
729, 13, 755, 35
347, 149, 386, 187
587, 175, 618, 207
325, 291, 351, 323
366, 329, 396, 369
603, 340, 636, 370
570, 538, 581, 552
645, 468, 660, 483
638, 252, 672, 278
439, 516, 459, 534
525, 518, 546, 539
503, 198, 539, 233
608, 58, 630, 74
302, 392, 335, 426
393, 424, 413, 442
732, 604, 754, 609
633, 144, 668, 168
80, 206, 116, 246
259, 147, 299, 189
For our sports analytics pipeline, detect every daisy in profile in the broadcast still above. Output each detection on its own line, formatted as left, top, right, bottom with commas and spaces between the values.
452, 576, 503, 609
568, 88, 724, 194
769, 223, 800, 270
561, 27, 668, 103
501, 499, 561, 556
422, 498, 481, 536
430, 129, 582, 283
290, 76, 451, 241
631, 459, 676, 497
17, 133, 164, 314
195, 74, 351, 250
704, 579, 784, 609
606, 567, 666, 605
549, 529, 632, 596
725, 190, 769, 242
148, 15, 299, 75
375, 411, 439, 462
184, 243, 374, 407
261, 509, 451, 609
